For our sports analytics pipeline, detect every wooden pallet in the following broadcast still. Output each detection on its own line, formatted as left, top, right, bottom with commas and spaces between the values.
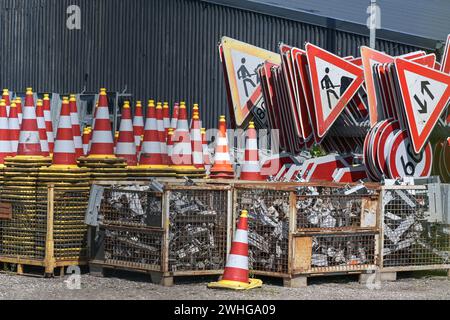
0, 259, 87, 278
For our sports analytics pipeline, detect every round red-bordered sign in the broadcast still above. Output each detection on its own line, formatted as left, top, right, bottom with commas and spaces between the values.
377, 120, 400, 176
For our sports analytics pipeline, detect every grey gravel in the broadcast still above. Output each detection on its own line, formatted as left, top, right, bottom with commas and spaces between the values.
0, 272, 448, 300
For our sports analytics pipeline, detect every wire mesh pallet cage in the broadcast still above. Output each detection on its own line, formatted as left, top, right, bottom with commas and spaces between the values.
380, 184, 450, 275
89, 183, 233, 286
0, 185, 89, 276
233, 182, 381, 286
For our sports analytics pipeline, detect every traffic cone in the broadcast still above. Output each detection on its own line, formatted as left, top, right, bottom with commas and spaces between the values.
115, 101, 137, 166
240, 122, 264, 181
51, 97, 77, 168
114, 131, 119, 153
70, 95, 83, 158
16, 88, 42, 157
0, 99, 12, 165
156, 103, 169, 165
171, 102, 180, 130
88, 88, 115, 158
43, 94, 54, 154
36, 99, 50, 156
15, 97, 23, 125
138, 100, 168, 169
210, 116, 234, 179
163, 102, 171, 136
2, 89, 11, 117
208, 210, 262, 290
167, 128, 174, 165
82, 127, 91, 156
8, 102, 20, 155
201, 128, 211, 174
133, 101, 144, 154
191, 112, 204, 169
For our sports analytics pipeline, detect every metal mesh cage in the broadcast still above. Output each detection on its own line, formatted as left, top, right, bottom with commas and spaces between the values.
235, 188, 290, 274
168, 189, 228, 272
382, 187, 450, 268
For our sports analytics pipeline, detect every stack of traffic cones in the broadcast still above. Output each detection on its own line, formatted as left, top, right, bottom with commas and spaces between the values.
8, 101, 20, 156
171, 102, 179, 130
82, 127, 91, 156
2, 89, 11, 116
116, 101, 138, 167
77, 89, 128, 182
191, 113, 204, 171
15, 97, 23, 125
133, 101, 144, 158
69, 95, 83, 158
240, 122, 264, 181
0, 99, 11, 186
208, 210, 262, 290
156, 103, 169, 165
163, 102, 171, 136
209, 116, 235, 179
35, 99, 50, 156
43, 94, 54, 154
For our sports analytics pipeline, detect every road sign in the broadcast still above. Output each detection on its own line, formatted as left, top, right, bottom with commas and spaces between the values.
332, 166, 367, 183
411, 53, 436, 68
440, 34, 450, 74
306, 43, 364, 138
395, 57, 450, 153
377, 119, 400, 176
220, 37, 281, 127
300, 154, 351, 182
387, 130, 432, 179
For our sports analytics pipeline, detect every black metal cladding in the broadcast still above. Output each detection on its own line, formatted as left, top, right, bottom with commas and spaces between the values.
0, 0, 426, 128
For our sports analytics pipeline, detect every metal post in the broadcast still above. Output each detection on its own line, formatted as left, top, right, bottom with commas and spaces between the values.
369, 0, 377, 49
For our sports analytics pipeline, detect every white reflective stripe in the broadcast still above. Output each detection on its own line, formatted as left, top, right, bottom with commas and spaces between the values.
46, 132, 54, 142
58, 116, 72, 129
225, 254, 248, 270
0, 142, 12, 152
91, 131, 114, 143
8, 121, 20, 130
37, 117, 46, 128
0, 118, 8, 127
192, 152, 203, 163
172, 143, 191, 153
74, 136, 83, 148
70, 112, 80, 125
95, 106, 110, 119
191, 130, 202, 141
133, 118, 144, 126
119, 119, 133, 131
177, 120, 188, 130
215, 152, 231, 161
54, 142, 75, 153
242, 163, 260, 172
142, 141, 161, 152
247, 139, 258, 150
144, 119, 157, 130
218, 137, 228, 146
43, 110, 51, 121
234, 229, 248, 244
134, 136, 141, 146
11, 140, 18, 152
22, 106, 37, 120
116, 142, 136, 154
6, 105, 10, 117
19, 131, 40, 143
163, 118, 171, 128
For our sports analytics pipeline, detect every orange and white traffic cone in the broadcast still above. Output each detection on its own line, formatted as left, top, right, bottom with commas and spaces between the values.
191, 112, 204, 169
163, 102, 171, 136
15, 97, 23, 126
50, 97, 77, 168
88, 88, 115, 158
210, 116, 234, 179
16, 88, 42, 157
240, 122, 264, 181
133, 101, 144, 155
139, 101, 168, 170
115, 101, 137, 166
43, 94, 54, 154
36, 99, 50, 156
2, 89, 11, 117
114, 131, 119, 153
82, 127, 91, 156
8, 101, 20, 156
156, 103, 168, 165
171, 102, 180, 130
208, 210, 262, 290
201, 128, 211, 174
70, 95, 83, 158
0, 99, 12, 165
166, 128, 174, 166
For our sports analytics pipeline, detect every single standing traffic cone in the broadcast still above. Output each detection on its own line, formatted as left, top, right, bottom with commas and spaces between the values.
15, 97, 23, 126
43, 94, 54, 154
0, 99, 12, 165
133, 101, 144, 155
8, 102, 20, 155
156, 103, 168, 165
210, 116, 234, 179
36, 99, 50, 156
70, 95, 83, 158
191, 112, 204, 169
51, 97, 77, 168
139, 101, 168, 169
240, 122, 264, 181
82, 127, 91, 156
16, 88, 42, 157
208, 210, 262, 290
115, 101, 137, 166
201, 128, 211, 174
171, 102, 179, 130
2, 89, 11, 117
88, 88, 115, 158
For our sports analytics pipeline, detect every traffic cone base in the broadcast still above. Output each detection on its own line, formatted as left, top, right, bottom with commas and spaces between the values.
207, 278, 263, 290
240, 170, 265, 181
136, 164, 171, 170
47, 164, 79, 170
87, 154, 118, 159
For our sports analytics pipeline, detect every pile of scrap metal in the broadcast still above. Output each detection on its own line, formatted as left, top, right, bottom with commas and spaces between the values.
382, 189, 450, 266
168, 191, 226, 272
238, 190, 290, 272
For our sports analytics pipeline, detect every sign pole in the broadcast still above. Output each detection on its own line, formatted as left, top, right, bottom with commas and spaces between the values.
369, 0, 377, 49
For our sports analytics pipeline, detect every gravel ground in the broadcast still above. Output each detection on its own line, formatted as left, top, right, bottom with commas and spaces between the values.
0, 270, 448, 300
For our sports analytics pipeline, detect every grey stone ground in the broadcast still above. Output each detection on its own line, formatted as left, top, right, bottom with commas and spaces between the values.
0, 270, 448, 300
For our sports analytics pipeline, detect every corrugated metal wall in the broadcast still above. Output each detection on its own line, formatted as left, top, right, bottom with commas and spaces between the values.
0, 0, 426, 128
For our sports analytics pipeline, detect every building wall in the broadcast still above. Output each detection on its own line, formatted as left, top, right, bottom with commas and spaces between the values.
0, 0, 426, 128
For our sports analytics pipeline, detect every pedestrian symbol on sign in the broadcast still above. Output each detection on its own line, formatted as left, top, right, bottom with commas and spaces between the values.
237, 58, 262, 98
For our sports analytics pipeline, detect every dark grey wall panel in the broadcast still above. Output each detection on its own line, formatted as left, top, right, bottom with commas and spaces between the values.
0, 0, 426, 128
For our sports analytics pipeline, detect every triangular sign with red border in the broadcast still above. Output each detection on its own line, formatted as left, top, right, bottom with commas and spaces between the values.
306, 43, 364, 138
395, 57, 450, 154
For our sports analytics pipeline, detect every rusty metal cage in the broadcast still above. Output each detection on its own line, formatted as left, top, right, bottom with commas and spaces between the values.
381, 185, 450, 270
234, 186, 291, 275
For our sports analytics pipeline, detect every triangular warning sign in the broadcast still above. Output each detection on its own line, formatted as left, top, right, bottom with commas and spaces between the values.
306, 43, 364, 138
395, 57, 450, 154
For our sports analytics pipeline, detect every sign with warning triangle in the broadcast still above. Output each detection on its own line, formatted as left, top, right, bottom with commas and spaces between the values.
306, 43, 364, 138
395, 57, 450, 154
